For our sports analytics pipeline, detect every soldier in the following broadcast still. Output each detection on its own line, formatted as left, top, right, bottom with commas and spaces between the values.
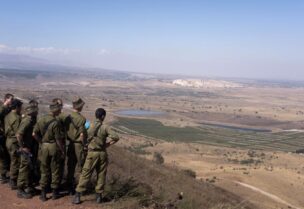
73, 108, 119, 204
52, 98, 69, 186
27, 99, 40, 185
66, 97, 87, 194
5, 99, 23, 189
0, 93, 14, 183
32, 102, 65, 201
16, 105, 38, 199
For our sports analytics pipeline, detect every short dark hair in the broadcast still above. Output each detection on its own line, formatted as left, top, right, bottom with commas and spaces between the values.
11, 99, 23, 109
95, 108, 106, 119
4, 93, 14, 101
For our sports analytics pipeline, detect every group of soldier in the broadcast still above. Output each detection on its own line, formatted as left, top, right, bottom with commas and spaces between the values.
0, 93, 120, 204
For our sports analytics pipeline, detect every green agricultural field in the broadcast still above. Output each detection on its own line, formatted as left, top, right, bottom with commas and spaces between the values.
113, 117, 304, 152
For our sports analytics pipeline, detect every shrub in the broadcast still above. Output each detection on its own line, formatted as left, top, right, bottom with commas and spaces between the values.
153, 152, 164, 165
182, 169, 196, 178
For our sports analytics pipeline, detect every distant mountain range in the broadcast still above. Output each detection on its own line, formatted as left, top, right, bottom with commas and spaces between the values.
0, 53, 165, 80
0, 53, 184, 80
1, 53, 304, 87
0, 53, 85, 72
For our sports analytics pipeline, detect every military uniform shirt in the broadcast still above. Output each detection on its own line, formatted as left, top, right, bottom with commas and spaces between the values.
33, 114, 63, 143
57, 112, 69, 138
57, 112, 69, 127
4, 111, 21, 140
88, 121, 119, 151
16, 116, 36, 148
66, 112, 87, 142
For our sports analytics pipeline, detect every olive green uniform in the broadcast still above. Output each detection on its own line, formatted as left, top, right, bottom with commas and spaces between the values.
16, 116, 37, 189
33, 114, 64, 190
0, 104, 11, 177
56, 112, 69, 182
5, 111, 21, 181
66, 112, 87, 184
76, 121, 119, 194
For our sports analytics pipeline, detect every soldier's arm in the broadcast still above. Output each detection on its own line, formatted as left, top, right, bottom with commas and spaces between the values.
16, 119, 27, 147
11, 117, 21, 135
32, 121, 42, 143
17, 119, 31, 153
54, 122, 65, 157
105, 126, 120, 148
79, 117, 87, 145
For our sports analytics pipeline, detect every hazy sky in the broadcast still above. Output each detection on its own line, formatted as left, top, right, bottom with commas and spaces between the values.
0, 0, 303, 80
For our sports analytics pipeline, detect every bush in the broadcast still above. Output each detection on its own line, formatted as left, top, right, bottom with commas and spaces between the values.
182, 169, 196, 178
153, 152, 164, 165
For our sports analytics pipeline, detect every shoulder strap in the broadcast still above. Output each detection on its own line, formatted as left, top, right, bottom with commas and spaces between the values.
88, 124, 102, 143
42, 118, 57, 137
67, 115, 78, 129
93, 124, 102, 137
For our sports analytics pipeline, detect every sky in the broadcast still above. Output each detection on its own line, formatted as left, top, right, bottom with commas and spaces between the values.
0, 0, 303, 80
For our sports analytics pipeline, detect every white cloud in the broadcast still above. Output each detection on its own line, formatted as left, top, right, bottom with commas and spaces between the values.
97, 48, 110, 55
0, 44, 9, 52
0, 43, 83, 56
15, 46, 80, 55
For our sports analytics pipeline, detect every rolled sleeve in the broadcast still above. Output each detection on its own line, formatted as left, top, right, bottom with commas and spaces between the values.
106, 126, 119, 142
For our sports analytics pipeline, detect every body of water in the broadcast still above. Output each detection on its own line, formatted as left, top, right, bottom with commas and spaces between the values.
115, 109, 165, 116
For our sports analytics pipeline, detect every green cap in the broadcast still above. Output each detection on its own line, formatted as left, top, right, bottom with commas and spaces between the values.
72, 97, 85, 109
49, 102, 61, 113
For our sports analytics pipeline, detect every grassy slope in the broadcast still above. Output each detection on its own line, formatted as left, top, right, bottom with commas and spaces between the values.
103, 146, 256, 209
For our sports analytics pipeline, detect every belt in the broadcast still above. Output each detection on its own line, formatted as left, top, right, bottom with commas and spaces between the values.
68, 139, 82, 144
69, 141, 82, 145
88, 148, 105, 152
42, 141, 55, 144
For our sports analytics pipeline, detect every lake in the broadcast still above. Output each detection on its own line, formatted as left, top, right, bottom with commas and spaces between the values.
115, 109, 165, 117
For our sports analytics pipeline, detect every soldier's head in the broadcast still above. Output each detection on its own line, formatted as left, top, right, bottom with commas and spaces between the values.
25, 105, 39, 117
3, 93, 14, 106
49, 102, 62, 116
29, 99, 39, 107
11, 99, 23, 114
52, 98, 63, 110
72, 97, 85, 112
95, 108, 106, 122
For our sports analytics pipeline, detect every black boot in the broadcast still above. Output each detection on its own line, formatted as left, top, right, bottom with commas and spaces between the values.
67, 180, 75, 196
40, 188, 47, 202
72, 192, 81, 204
25, 186, 39, 195
0, 174, 8, 184
68, 186, 75, 196
96, 193, 103, 204
17, 188, 33, 199
9, 179, 17, 190
52, 189, 61, 200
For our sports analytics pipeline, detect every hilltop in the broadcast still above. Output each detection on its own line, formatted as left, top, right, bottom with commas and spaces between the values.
0, 146, 255, 209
